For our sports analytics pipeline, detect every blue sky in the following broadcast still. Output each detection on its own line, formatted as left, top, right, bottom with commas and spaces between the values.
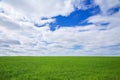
49, 5, 101, 31
0, 0, 120, 56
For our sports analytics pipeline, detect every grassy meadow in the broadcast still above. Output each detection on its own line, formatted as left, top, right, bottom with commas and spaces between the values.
0, 57, 120, 80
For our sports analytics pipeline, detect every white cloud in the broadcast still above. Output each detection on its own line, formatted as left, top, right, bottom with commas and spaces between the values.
0, 0, 120, 56
73, 0, 95, 10
95, 0, 120, 14
2, 0, 74, 18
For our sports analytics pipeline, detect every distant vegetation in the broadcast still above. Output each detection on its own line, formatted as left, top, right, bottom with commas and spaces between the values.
0, 56, 120, 80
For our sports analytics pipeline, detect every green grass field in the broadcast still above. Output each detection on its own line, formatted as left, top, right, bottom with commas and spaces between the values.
0, 57, 120, 80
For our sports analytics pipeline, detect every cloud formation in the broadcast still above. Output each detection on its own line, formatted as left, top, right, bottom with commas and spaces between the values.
3, 0, 74, 17
0, 0, 120, 56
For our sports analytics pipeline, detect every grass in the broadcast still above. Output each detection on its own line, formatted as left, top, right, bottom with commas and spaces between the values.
0, 56, 120, 80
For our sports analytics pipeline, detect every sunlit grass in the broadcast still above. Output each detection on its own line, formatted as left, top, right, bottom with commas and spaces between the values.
0, 56, 120, 80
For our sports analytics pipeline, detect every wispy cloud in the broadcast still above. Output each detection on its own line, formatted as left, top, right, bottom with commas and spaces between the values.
0, 0, 120, 56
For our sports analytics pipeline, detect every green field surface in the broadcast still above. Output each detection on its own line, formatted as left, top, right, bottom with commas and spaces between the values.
0, 57, 120, 80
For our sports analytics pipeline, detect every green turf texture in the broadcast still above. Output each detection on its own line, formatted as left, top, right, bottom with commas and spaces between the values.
0, 57, 120, 80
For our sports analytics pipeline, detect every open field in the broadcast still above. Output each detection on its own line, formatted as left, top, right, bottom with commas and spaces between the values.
0, 57, 120, 80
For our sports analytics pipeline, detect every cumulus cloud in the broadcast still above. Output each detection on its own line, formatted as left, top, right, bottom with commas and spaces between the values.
2, 0, 74, 17
0, 0, 120, 56
95, 0, 120, 14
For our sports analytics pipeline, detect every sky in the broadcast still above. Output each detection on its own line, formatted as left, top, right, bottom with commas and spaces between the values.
0, 0, 120, 56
